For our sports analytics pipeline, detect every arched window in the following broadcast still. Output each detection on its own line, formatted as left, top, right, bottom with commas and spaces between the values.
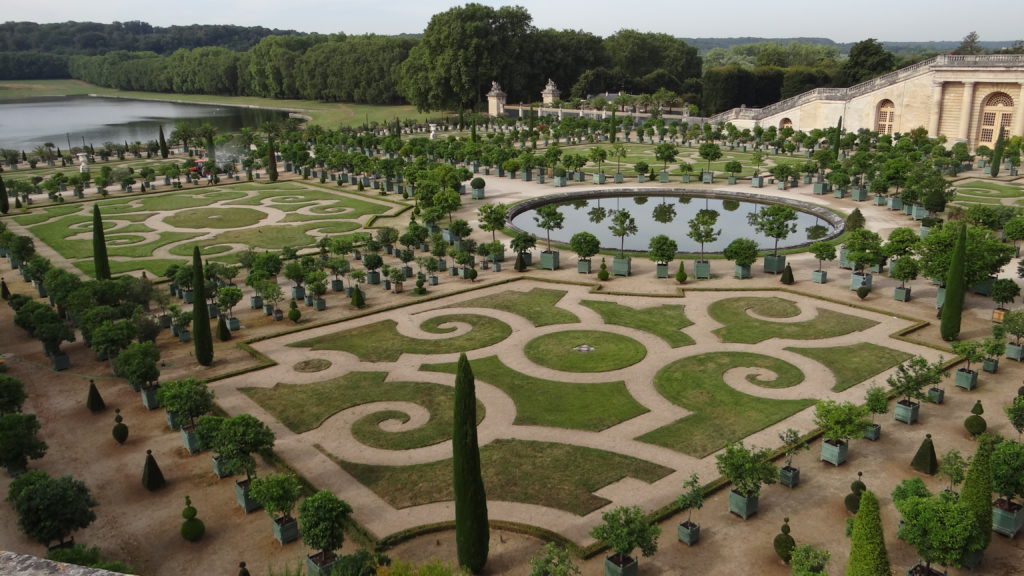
876, 100, 895, 135
977, 92, 1014, 147
779, 118, 793, 130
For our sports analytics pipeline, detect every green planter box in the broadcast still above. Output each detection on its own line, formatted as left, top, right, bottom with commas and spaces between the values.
291, 286, 306, 300
894, 400, 919, 424
888, 197, 903, 210
955, 369, 978, 390
51, 353, 71, 371
813, 182, 829, 195
180, 427, 202, 455
863, 423, 881, 441
851, 188, 868, 201
227, 317, 241, 331
166, 410, 181, 430
595, 173, 606, 184
604, 556, 638, 576
659, 171, 670, 183
702, 172, 714, 183
656, 263, 669, 278
471, 187, 485, 199
235, 480, 263, 514
838, 247, 853, 269
553, 176, 566, 187
614, 173, 624, 183
250, 295, 263, 309
820, 440, 848, 466
894, 287, 912, 302
751, 176, 764, 188
306, 554, 339, 576
874, 195, 886, 206
971, 276, 995, 296
983, 357, 999, 373
211, 456, 229, 478
141, 385, 160, 410
272, 517, 300, 545
540, 251, 560, 270
728, 176, 737, 184
851, 272, 872, 291
811, 270, 827, 283
728, 490, 758, 519
779, 466, 801, 488
763, 254, 786, 274
834, 188, 846, 198
367, 271, 381, 285
677, 522, 700, 545
577, 260, 592, 274
734, 264, 752, 279
682, 173, 692, 183
992, 501, 1024, 538
694, 261, 712, 279
613, 256, 631, 277
912, 205, 928, 220
935, 286, 946, 309
1006, 343, 1024, 361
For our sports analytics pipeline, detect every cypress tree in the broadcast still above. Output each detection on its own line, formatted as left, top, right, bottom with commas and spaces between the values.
216, 315, 231, 342
86, 380, 105, 412
92, 206, 111, 281
158, 126, 169, 159
846, 490, 891, 576
0, 175, 9, 215
266, 136, 278, 182
940, 224, 967, 340
959, 434, 995, 555
990, 126, 1005, 177
142, 449, 165, 491
191, 248, 213, 366
832, 116, 843, 163
910, 433, 939, 475
453, 353, 488, 573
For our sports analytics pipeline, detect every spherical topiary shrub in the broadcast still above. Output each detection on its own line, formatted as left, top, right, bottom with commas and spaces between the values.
845, 472, 866, 514
964, 401, 987, 437
111, 409, 128, 445
773, 517, 796, 563
180, 496, 205, 542
597, 258, 610, 281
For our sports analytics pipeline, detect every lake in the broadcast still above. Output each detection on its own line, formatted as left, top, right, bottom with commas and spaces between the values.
0, 95, 289, 152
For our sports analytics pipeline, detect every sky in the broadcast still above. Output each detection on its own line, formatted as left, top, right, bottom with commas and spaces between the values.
12, 0, 1024, 43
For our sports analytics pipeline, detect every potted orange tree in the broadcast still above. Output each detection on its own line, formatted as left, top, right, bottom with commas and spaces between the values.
590, 505, 660, 576
249, 473, 302, 544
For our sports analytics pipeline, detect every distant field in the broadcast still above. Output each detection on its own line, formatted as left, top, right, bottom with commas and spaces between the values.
0, 79, 436, 127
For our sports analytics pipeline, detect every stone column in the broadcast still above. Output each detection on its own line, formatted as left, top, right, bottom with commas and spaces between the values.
1015, 83, 1024, 138
928, 81, 943, 137
958, 81, 975, 141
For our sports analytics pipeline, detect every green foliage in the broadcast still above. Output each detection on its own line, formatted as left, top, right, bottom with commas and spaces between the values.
778, 428, 808, 469
814, 400, 871, 443
714, 441, 777, 497
11, 472, 96, 548
1005, 395, 1024, 439
142, 449, 165, 491
597, 258, 609, 281
288, 299, 301, 323
675, 473, 704, 524
0, 374, 27, 414
217, 315, 231, 341
647, 234, 677, 264
111, 409, 128, 445
46, 544, 134, 574
780, 263, 794, 285
299, 490, 352, 556
747, 204, 798, 254
687, 208, 720, 261
608, 209, 638, 258
675, 262, 687, 284
0, 412, 47, 472
589, 505, 660, 563
864, 385, 889, 420
939, 449, 969, 492
723, 237, 759, 267
897, 493, 979, 569
569, 231, 600, 261
845, 207, 866, 231
773, 517, 796, 563
528, 543, 580, 576
85, 379, 105, 412
351, 284, 365, 308
191, 247, 213, 366
910, 434, 939, 475
180, 496, 205, 541
249, 473, 302, 520
116, 340, 160, 391
809, 241, 836, 271
453, 353, 488, 573
940, 223, 967, 340
846, 490, 890, 576
959, 434, 996, 552
887, 356, 944, 403
92, 205, 111, 281
845, 474, 867, 515
214, 414, 275, 481
991, 440, 1024, 501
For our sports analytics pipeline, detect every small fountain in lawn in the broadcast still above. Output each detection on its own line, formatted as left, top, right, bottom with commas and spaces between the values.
573, 344, 596, 353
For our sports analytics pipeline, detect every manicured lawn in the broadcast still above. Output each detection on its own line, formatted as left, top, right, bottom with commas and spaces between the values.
422, 355, 647, 431
787, 343, 911, 392
292, 315, 513, 362
955, 180, 1023, 196
241, 371, 481, 449
580, 300, 694, 347
76, 258, 186, 278
328, 438, 672, 515
163, 207, 268, 229
524, 330, 646, 372
709, 297, 877, 343
12, 204, 81, 225
638, 352, 813, 457
450, 287, 579, 326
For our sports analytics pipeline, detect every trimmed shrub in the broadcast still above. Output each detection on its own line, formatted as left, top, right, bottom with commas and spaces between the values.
111, 409, 128, 445
675, 262, 687, 284
780, 263, 795, 285
142, 449, 165, 491
773, 517, 796, 563
287, 300, 301, 323
86, 380, 105, 412
964, 401, 987, 437
845, 472, 867, 514
351, 285, 365, 308
180, 496, 205, 541
216, 315, 231, 342
846, 490, 890, 576
910, 433, 938, 475
597, 258, 610, 281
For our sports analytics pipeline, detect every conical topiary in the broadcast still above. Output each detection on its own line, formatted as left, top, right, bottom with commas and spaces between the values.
216, 315, 231, 342
856, 285, 871, 300
142, 449, 166, 491
1, 278, 9, 300
675, 262, 687, 284
964, 401, 987, 437
350, 285, 365, 308
773, 517, 796, 563
112, 409, 128, 445
780, 263, 795, 285
846, 490, 891, 576
845, 471, 866, 514
86, 379, 106, 412
180, 495, 205, 541
514, 251, 526, 272
911, 433, 938, 475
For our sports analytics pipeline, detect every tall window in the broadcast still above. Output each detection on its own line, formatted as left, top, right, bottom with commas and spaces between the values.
876, 100, 895, 135
977, 92, 1014, 146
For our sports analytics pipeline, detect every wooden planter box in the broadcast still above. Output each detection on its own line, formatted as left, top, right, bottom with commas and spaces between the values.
863, 423, 881, 441
928, 387, 945, 404
1006, 342, 1024, 361
51, 353, 71, 371
955, 368, 978, 390
540, 251, 560, 270
250, 295, 263, 309
613, 257, 631, 277
656, 263, 669, 278
763, 254, 786, 274
306, 553, 339, 576
850, 272, 872, 291
577, 260, 592, 274
471, 188, 485, 199
728, 490, 758, 519
211, 456, 229, 479
694, 261, 712, 279
983, 357, 999, 373
272, 516, 300, 545
812, 270, 828, 284
677, 521, 700, 545
734, 264, 752, 279
894, 400, 919, 424
603, 555, 638, 576
166, 410, 181, 430
779, 466, 801, 488
851, 188, 868, 201
992, 499, 1024, 538
659, 171, 670, 183
813, 182, 829, 195
894, 287, 912, 302
235, 480, 263, 514
887, 197, 903, 210
180, 427, 202, 455
141, 385, 160, 410
820, 439, 848, 466
751, 176, 764, 188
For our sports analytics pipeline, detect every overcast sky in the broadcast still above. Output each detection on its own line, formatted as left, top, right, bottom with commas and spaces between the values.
14, 0, 1023, 43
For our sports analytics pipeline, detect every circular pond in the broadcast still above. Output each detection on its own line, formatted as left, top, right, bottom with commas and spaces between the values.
509, 189, 842, 254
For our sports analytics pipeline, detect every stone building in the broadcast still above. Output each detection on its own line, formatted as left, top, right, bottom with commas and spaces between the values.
710, 54, 1024, 150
